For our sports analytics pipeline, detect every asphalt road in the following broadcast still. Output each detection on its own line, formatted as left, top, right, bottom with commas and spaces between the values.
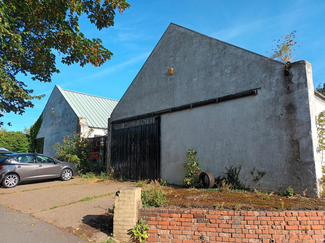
0, 204, 88, 243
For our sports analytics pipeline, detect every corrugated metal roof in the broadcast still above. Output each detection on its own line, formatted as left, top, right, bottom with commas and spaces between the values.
57, 85, 118, 129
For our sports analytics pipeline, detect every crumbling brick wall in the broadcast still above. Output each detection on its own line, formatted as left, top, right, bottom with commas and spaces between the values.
139, 207, 325, 242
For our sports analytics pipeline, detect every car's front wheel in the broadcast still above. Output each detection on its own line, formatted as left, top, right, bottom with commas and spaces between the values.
2, 173, 19, 188
61, 169, 72, 181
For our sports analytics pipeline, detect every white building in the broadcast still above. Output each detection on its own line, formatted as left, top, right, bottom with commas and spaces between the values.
36, 85, 118, 157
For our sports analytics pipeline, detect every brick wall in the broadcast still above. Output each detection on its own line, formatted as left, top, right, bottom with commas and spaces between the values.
139, 207, 325, 243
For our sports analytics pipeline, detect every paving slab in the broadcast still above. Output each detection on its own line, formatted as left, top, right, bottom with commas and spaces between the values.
0, 178, 136, 242
0, 181, 131, 214
34, 194, 116, 242
0, 204, 88, 243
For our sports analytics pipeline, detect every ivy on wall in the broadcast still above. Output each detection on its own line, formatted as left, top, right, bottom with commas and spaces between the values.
29, 114, 43, 152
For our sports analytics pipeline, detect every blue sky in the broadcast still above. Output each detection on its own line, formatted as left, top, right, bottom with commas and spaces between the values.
3, 0, 325, 132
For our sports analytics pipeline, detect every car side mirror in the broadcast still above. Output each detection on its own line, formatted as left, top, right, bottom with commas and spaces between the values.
54, 160, 58, 164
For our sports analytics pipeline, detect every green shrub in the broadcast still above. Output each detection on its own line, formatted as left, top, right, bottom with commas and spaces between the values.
284, 186, 294, 197
141, 180, 169, 207
215, 165, 245, 190
131, 219, 150, 243
52, 132, 96, 174
183, 149, 201, 187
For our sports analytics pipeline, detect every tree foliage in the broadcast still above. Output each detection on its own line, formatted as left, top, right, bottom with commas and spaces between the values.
318, 111, 325, 152
268, 31, 298, 64
316, 83, 325, 96
0, 0, 130, 126
0, 128, 29, 152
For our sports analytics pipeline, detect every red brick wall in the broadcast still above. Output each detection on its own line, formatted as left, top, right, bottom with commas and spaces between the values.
138, 207, 325, 243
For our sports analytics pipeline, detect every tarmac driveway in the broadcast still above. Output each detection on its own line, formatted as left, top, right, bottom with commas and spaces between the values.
0, 177, 135, 242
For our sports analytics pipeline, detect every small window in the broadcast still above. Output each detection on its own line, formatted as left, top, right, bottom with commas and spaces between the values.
17, 155, 34, 163
36, 155, 55, 164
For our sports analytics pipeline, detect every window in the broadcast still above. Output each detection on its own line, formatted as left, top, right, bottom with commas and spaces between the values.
36, 155, 55, 164
16, 155, 34, 163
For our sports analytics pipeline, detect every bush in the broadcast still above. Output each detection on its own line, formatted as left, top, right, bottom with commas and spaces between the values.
52, 132, 96, 174
141, 180, 169, 207
0, 129, 29, 153
284, 186, 294, 197
215, 165, 245, 190
131, 219, 150, 243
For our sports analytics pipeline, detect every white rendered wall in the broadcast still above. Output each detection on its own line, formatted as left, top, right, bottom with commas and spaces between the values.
88, 128, 107, 138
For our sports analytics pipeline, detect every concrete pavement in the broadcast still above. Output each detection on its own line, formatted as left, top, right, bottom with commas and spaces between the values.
0, 177, 136, 242
0, 204, 88, 243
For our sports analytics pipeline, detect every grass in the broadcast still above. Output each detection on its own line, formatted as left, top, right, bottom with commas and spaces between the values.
40, 192, 115, 212
261, 195, 270, 200
215, 202, 224, 209
136, 179, 149, 187
202, 193, 208, 200
0, 182, 81, 195
234, 203, 242, 210
280, 201, 284, 210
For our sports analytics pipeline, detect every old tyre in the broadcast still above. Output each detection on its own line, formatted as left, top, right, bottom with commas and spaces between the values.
61, 168, 72, 181
2, 173, 19, 188
199, 171, 215, 188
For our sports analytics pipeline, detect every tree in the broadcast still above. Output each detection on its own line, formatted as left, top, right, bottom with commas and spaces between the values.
268, 31, 298, 64
318, 111, 325, 152
316, 83, 325, 96
0, 0, 130, 126
0, 130, 29, 152
0, 127, 7, 137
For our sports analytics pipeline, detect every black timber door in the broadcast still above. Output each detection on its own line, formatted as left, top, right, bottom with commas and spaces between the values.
111, 117, 160, 180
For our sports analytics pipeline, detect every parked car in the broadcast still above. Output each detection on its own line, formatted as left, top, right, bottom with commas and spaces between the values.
0, 153, 78, 188
0, 147, 13, 158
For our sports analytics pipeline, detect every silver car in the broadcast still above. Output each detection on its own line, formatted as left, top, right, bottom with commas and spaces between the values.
0, 153, 78, 188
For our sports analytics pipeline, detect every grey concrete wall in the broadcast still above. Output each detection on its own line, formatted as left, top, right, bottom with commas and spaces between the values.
112, 24, 283, 121
37, 86, 78, 157
111, 24, 320, 196
161, 61, 319, 196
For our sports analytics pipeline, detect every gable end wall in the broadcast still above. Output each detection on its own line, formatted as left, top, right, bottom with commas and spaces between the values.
111, 24, 320, 196
36, 86, 78, 157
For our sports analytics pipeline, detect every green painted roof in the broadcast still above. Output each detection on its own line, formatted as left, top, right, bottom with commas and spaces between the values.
57, 85, 118, 129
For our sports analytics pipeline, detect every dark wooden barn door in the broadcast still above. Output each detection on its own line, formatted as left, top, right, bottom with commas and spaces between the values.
111, 117, 160, 180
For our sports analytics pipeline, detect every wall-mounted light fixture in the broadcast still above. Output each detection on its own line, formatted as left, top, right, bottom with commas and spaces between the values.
52, 108, 54, 115
168, 67, 174, 75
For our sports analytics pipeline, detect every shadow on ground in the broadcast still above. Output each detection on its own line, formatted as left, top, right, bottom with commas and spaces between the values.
83, 213, 114, 236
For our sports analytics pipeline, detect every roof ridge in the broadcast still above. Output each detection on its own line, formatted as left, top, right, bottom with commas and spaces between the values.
167, 23, 284, 65
61, 88, 119, 102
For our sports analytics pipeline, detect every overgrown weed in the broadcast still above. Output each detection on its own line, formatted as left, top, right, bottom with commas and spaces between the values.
142, 179, 169, 207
